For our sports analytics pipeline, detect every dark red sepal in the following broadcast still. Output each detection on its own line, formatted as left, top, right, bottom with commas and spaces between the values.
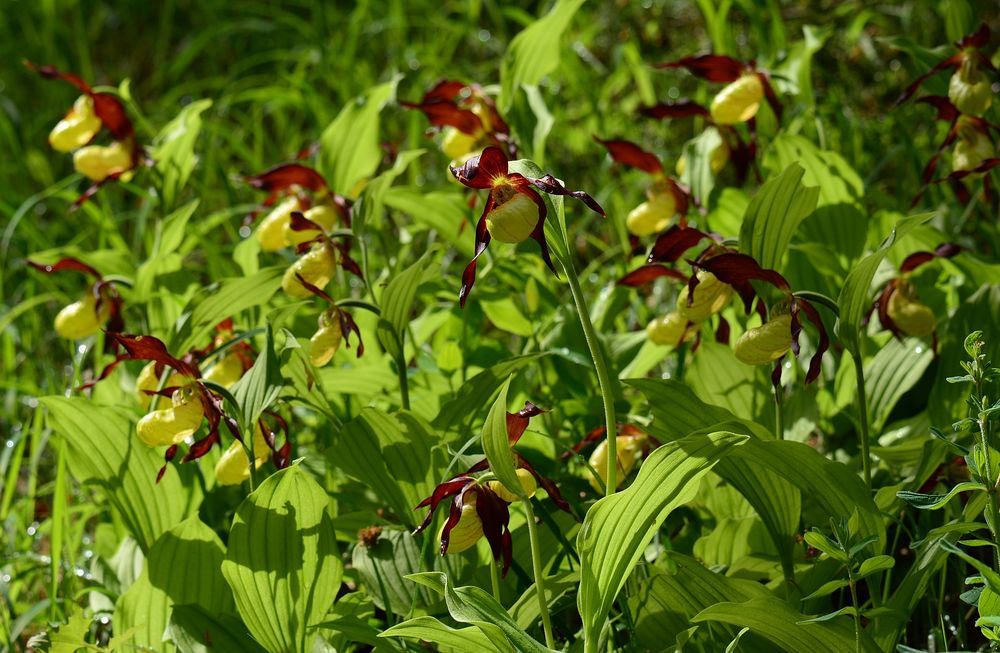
451, 146, 508, 189
245, 163, 330, 194
658, 54, 746, 82
26, 257, 101, 278
594, 137, 664, 176
639, 100, 710, 120
647, 225, 712, 263
900, 243, 962, 272
506, 402, 545, 445
794, 299, 830, 384
618, 264, 688, 287
695, 253, 791, 293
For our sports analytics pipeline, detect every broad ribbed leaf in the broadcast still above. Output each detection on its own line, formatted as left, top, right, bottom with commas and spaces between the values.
41, 397, 199, 552
221, 466, 342, 653
577, 431, 748, 646
231, 324, 283, 428
693, 597, 880, 652
377, 250, 433, 359
763, 134, 867, 261
482, 377, 522, 499
433, 353, 549, 434
685, 342, 770, 424
172, 267, 284, 353
352, 529, 434, 616
498, 0, 585, 113
510, 571, 579, 632
167, 606, 266, 653
333, 408, 439, 527
152, 99, 212, 210
354, 149, 425, 233
738, 164, 819, 270
628, 555, 771, 651
382, 616, 508, 653
405, 572, 553, 653
319, 78, 399, 198
864, 337, 934, 432
134, 200, 200, 300
836, 213, 933, 357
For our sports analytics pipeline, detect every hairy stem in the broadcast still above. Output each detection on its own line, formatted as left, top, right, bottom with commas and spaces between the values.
560, 255, 618, 495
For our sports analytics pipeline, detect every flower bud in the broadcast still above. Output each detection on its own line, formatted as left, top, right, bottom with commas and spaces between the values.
626, 192, 676, 237
54, 288, 110, 340
136, 386, 204, 447
734, 313, 793, 365
73, 140, 133, 182
442, 492, 483, 554
282, 244, 336, 298
588, 433, 647, 492
136, 362, 187, 410
710, 74, 764, 125
283, 204, 339, 247
202, 351, 245, 388
485, 190, 540, 244
310, 309, 344, 367
676, 272, 733, 322
953, 121, 994, 172
486, 468, 537, 503
49, 95, 102, 152
949, 57, 993, 116
887, 283, 935, 337
646, 312, 688, 348
256, 196, 302, 252
214, 425, 269, 486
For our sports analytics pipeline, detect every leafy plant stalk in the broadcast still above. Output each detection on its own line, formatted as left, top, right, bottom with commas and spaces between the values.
559, 255, 618, 495
774, 381, 784, 440
522, 497, 555, 648
852, 353, 873, 489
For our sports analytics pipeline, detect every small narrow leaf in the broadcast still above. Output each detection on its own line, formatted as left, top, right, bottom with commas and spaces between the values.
482, 376, 522, 499
381, 616, 509, 653
897, 481, 986, 510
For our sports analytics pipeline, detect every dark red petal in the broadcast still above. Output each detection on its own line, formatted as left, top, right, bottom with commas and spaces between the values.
107, 333, 201, 378
475, 486, 512, 567
459, 202, 494, 307
415, 476, 475, 511
245, 163, 329, 193
401, 99, 484, 135
639, 101, 710, 120
515, 455, 572, 515
529, 174, 606, 217
958, 23, 991, 49
618, 264, 688, 287
337, 309, 365, 357
439, 495, 467, 555
695, 253, 791, 293
657, 54, 746, 82
797, 299, 830, 384
451, 146, 508, 189
758, 73, 782, 122
521, 188, 558, 275
562, 425, 607, 460
894, 55, 964, 106
647, 225, 711, 263
26, 257, 102, 279
900, 243, 961, 272
593, 137, 664, 175
715, 316, 731, 344
506, 402, 545, 445
770, 362, 783, 391
916, 95, 961, 123
181, 431, 220, 463
91, 92, 134, 140
423, 80, 471, 102
24, 61, 92, 93
944, 158, 1000, 181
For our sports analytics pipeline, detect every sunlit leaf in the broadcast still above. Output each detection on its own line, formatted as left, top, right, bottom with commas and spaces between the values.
738, 163, 819, 270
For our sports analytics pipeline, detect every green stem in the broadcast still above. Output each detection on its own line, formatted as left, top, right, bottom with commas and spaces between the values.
522, 498, 555, 648
396, 352, 410, 410
560, 255, 618, 495
978, 413, 1000, 571
851, 353, 872, 490
846, 566, 862, 653
774, 379, 784, 440
489, 560, 501, 602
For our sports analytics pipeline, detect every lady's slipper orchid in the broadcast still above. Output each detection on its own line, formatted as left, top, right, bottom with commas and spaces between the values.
28, 257, 124, 344
413, 402, 572, 575
658, 55, 782, 125
910, 97, 1000, 205
646, 311, 691, 348
874, 243, 960, 341
734, 311, 793, 365
291, 270, 364, 363
594, 137, 690, 236
136, 384, 205, 447
563, 424, 655, 491
676, 270, 733, 322
279, 211, 363, 298
27, 62, 142, 205
450, 146, 605, 306
402, 80, 513, 164
214, 420, 274, 486
245, 163, 351, 252
895, 24, 996, 116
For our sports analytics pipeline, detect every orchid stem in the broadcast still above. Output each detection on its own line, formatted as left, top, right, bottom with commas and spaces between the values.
774, 381, 784, 441
522, 497, 555, 648
560, 255, 618, 496
489, 559, 501, 602
851, 353, 872, 490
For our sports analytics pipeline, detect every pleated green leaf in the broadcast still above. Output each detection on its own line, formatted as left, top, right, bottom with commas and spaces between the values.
405, 572, 554, 653
151, 99, 212, 211
221, 465, 342, 653
837, 213, 933, 357
333, 408, 439, 527
693, 597, 880, 652
41, 397, 199, 553
498, 0, 585, 113
352, 529, 433, 616
167, 606, 266, 653
171, 267, 284, 353
864, 337, 934, 432
231, 324, 283, 428
377, 250, 433, 361
320, 78, 399, 197
577, 431, 748, 646
482, 376, 522, 500
738, 163, 819, 270
381, 616, 508, 653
